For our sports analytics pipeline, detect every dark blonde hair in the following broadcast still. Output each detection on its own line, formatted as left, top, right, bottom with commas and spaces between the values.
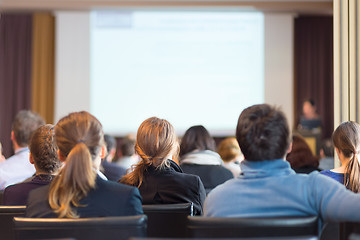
332, 121, 360, 192
29, 124, 61, 174
217, 137, 242, 162
120, 117, 178, 187
49, 111, 104, 218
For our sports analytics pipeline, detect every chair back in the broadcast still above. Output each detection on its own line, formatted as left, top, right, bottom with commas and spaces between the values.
0, 205, 26, 240
13, 215, 147, 240
339, 222, 360, 240
187, 216, 318, 238
143, 203, 193, 237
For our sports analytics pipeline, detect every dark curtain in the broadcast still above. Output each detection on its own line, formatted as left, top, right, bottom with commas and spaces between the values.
0, 14, 33, 157
294, 16, 333, 139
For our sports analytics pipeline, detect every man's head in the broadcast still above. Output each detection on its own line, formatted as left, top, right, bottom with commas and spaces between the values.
11, 110, 45, 148
236, 104, 290, 161
104, 134, 117, 162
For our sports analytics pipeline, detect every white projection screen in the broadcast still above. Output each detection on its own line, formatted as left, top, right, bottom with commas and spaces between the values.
90, 11, 264, 136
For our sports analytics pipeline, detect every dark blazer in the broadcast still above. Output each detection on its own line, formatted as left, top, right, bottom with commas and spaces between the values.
180, 164, 233, 192
138, 160, 206, 215
101, 160, 127, 182
25, 175, 143, 218
4, 174, 54, 206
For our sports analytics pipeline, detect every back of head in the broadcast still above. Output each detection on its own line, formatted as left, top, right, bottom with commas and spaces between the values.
50, 111, 104, 218
180, 125, 216, 157
236, 104, 290, 161
320, 139, 334, 157
217, 137, 243, 162
332, 121, 360, 192
12, 110, 45, 147
120, 117, 178, 187
286, 134, 319, 169
120, 136, 136, 157
29, 124, 61, 174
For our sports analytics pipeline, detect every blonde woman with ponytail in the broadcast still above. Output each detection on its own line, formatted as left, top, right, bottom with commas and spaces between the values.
120, 117, 206, 215
321, 121, 360, 192
26, 111, 143, 218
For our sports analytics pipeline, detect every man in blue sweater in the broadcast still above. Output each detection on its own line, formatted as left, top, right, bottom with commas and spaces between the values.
204, 104, 360, 222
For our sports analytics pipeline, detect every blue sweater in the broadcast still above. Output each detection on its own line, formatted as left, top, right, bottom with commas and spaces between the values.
204, 159, 360, 222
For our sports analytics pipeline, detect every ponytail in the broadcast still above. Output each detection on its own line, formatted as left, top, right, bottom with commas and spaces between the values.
49, 142, 97, 218
345, 152, 360, 192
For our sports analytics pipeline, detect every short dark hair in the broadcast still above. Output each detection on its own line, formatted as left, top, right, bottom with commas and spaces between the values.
12, 110, 45, 147
29, 124, 61, 173
104, 134, 116, 158
120, 137, 135, 156
180, 125, 216, 157
236, 104, 290, 161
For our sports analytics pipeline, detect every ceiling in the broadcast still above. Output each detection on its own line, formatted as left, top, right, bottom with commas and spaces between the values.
0, 0, 332, 14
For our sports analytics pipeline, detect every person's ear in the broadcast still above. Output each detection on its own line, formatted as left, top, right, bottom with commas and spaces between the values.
29, 153, 35, 165
57, 149, 66, 162
11, 131, 15, 141
100, 145, 106, 159
287, 142, 293, 154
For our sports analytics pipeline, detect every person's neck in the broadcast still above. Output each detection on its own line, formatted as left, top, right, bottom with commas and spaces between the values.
332, 157, 350, 173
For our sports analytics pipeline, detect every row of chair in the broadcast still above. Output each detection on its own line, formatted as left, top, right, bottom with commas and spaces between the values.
1, 203, 359, 240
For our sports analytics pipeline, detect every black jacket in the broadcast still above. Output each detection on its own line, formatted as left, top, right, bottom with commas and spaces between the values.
25, 175, 143, 218
138, 160, 206, 215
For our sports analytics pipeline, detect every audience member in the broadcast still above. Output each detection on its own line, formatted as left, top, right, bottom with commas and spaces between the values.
3, 124, 62, 205
286, 134, 321, 174
116, 136, 139, 171
179, 125, 233, 192
120, 117, 206, 215
217, 137, 243, 177
26, 111, 143, 218
0, 110, 45, 190
319, 139, 334, 170
321, 121, 360, 192
204, 104, 360, 224
101, 134, 126, 181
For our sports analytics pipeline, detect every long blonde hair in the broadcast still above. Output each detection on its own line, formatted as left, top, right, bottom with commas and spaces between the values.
333, 121, 360, 192
49, 111, 104, 218
120, 117, 178, 187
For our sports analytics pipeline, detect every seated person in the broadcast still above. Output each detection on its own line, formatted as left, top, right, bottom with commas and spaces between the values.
205, 104, 360, 224
319, 139, 334, 171
26, 111, 143, 218
101, 134, 126, 181
217, 137, 243, 177
116, 135, 140, 172
180, 125, 233, 192
321, 121, 360, 192
3, 124, 62, 205
120, 117, 206, 215
286, 134, 321, 174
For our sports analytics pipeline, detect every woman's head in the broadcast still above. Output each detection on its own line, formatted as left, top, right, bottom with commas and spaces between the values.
120, 117, 178, 187
217, 137, 243, 163
49, 111, 105, 218
286, 134, 319, 169
136, 117, 178, 167
29, 124, 61, 174
180, 125, 216, 157
332, 121, 360, 192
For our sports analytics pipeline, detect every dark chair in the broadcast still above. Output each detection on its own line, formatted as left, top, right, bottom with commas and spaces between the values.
187, 216, 318, 238
339, 222, 360, 240
0, 205, 26, 240
0, 190, 4, 205
143, 203, 193, 237
13, 215, 147, 240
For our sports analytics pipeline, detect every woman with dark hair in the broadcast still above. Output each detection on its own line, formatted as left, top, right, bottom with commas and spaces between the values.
321, 121, 360, 192
26, 111, 143, 218
286, 134, 320, 174
120, 117, 206, 215
180, 125, 233, 192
